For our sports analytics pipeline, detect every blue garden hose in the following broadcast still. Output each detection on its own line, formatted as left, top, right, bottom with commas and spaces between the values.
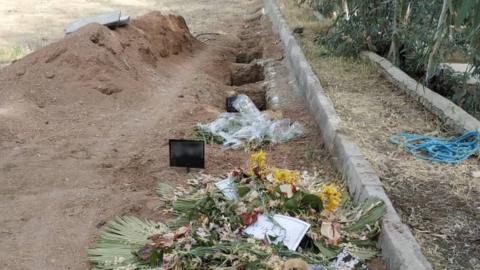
389, 131, 480, 164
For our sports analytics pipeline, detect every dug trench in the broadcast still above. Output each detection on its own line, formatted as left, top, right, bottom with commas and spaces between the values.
0, 8, 342, 270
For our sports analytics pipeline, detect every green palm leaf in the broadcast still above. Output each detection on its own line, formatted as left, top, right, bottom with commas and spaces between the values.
343, 199, 386, 232
88, 216, 169, 270
155, 182, 174, 200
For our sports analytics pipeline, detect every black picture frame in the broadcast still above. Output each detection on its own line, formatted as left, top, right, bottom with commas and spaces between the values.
169, 139, 205, 169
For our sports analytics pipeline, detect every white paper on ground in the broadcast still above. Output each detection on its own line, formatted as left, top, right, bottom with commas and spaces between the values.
244, 214, 310, 251
215, 178, 238, 201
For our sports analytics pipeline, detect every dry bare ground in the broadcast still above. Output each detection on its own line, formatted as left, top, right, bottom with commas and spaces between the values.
0, 0, 340, 269
276, 1, 480, 269
0, 0, 246, 64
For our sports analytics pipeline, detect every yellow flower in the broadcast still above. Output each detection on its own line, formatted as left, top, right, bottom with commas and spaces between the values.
317, 184, 342, 213
271, 168, 299, 185
249, 150, 266, 168
248, 150, 267, 177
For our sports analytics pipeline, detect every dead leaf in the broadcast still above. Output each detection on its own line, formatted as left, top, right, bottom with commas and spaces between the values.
148, 232, 174, 248
174, 226, 190, 239
241, 211, 259, 226
284, 258, 311, 270
137, 246, 157, 261
320, 221, 341, 245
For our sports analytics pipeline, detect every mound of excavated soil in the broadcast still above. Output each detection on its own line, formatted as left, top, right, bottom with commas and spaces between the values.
0, 11, 201, 108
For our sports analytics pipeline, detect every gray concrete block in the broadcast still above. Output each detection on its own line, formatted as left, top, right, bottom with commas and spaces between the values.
362, 51, 480, 133
289, 47, 306, 80
307, 91, 339, 149
380, 220, 433, 270
342, 155, 383, 205
332, 134, 363, 169
345, 156, 382, 186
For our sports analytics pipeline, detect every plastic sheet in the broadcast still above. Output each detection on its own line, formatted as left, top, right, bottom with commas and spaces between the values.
197, 94, 304, 149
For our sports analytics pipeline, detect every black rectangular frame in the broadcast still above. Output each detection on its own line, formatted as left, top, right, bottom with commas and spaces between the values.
169, 139, 205, 169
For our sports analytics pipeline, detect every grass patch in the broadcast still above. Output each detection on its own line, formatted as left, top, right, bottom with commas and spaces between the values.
0, 44, 29, 63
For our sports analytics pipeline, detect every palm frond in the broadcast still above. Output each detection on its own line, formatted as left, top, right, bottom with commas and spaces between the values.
172, 197, 199, 214
88, 216, 169, 270
343, 199, 386, 232
155, 182, 174, 200
344, 245, 379, 261
166, 216, 190, 229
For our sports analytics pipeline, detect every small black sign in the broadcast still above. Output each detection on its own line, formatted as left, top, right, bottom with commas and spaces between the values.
169, 139, 205, 169
226, 96, 239, 112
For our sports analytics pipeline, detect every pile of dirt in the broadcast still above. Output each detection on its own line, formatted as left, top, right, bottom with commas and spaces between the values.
0, 11, 201, 109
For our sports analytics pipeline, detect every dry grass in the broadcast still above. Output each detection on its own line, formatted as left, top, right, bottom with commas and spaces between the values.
0, 43, 30, 64
275, 0, 480, 269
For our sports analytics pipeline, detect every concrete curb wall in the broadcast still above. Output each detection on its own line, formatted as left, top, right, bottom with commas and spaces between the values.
361, 51, 480, 133
261, 0, 433, 269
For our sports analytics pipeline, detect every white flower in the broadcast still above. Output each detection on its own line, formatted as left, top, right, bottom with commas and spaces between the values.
243, 253, 258, 262
279, 184, 294, 198
196, 227, 209, 239
235, 202, 248, 215
268, 200, 281, 208
246, 190, 259, 202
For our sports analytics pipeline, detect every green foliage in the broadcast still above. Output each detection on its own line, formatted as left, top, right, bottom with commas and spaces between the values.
90, 152, 388, 269
463, 86, 480, 119
344, 245, 379, 261
309, 0, 480, 118
343, 198, 386, 233
0, 44, 28, 63
311, 0, 339, 17
320, 0, 394, 56
192, 126, 225, 145
400, 1, 443, 77
301, 193, 323, 212
155, 182, 174, 200
454, 0, 480, 77
237, 185, 251, 197
88, 216, 170, 270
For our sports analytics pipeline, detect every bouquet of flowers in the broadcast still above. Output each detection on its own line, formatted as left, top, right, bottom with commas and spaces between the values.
88, 151, 386, 270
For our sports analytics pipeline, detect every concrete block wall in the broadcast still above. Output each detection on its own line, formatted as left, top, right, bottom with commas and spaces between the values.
361, 51, 480, 133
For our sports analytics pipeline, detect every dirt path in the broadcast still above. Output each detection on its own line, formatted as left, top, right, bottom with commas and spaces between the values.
0, 1, 339, 269
276, 1, 480, 269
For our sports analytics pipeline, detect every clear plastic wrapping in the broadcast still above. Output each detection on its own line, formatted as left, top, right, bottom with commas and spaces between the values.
197, 94, 304, 149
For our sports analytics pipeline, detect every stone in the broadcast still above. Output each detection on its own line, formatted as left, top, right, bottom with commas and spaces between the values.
65, 11, 130, 35
439, 63, 480, 85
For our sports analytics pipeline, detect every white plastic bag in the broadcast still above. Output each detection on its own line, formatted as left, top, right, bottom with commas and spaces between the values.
232, 94, 261, 116
197, 94, 304, 149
